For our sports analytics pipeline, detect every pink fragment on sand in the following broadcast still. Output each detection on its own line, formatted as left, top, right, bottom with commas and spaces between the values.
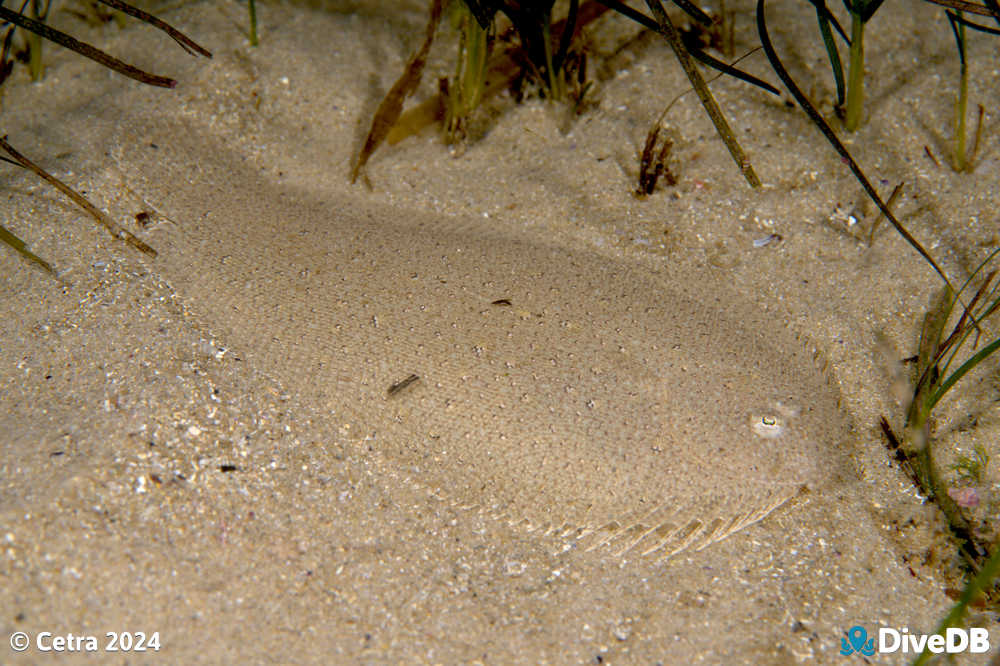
947, 486, 980, 509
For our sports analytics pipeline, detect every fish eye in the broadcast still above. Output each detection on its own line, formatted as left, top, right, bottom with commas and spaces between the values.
750, 400, 800, 439
751, 413, 786, 438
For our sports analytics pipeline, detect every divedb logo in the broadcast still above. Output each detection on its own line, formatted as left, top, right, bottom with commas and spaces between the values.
840, 625, 990, 656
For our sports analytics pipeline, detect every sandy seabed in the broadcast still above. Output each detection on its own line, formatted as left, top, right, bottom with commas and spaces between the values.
2, 0, 1000, 663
